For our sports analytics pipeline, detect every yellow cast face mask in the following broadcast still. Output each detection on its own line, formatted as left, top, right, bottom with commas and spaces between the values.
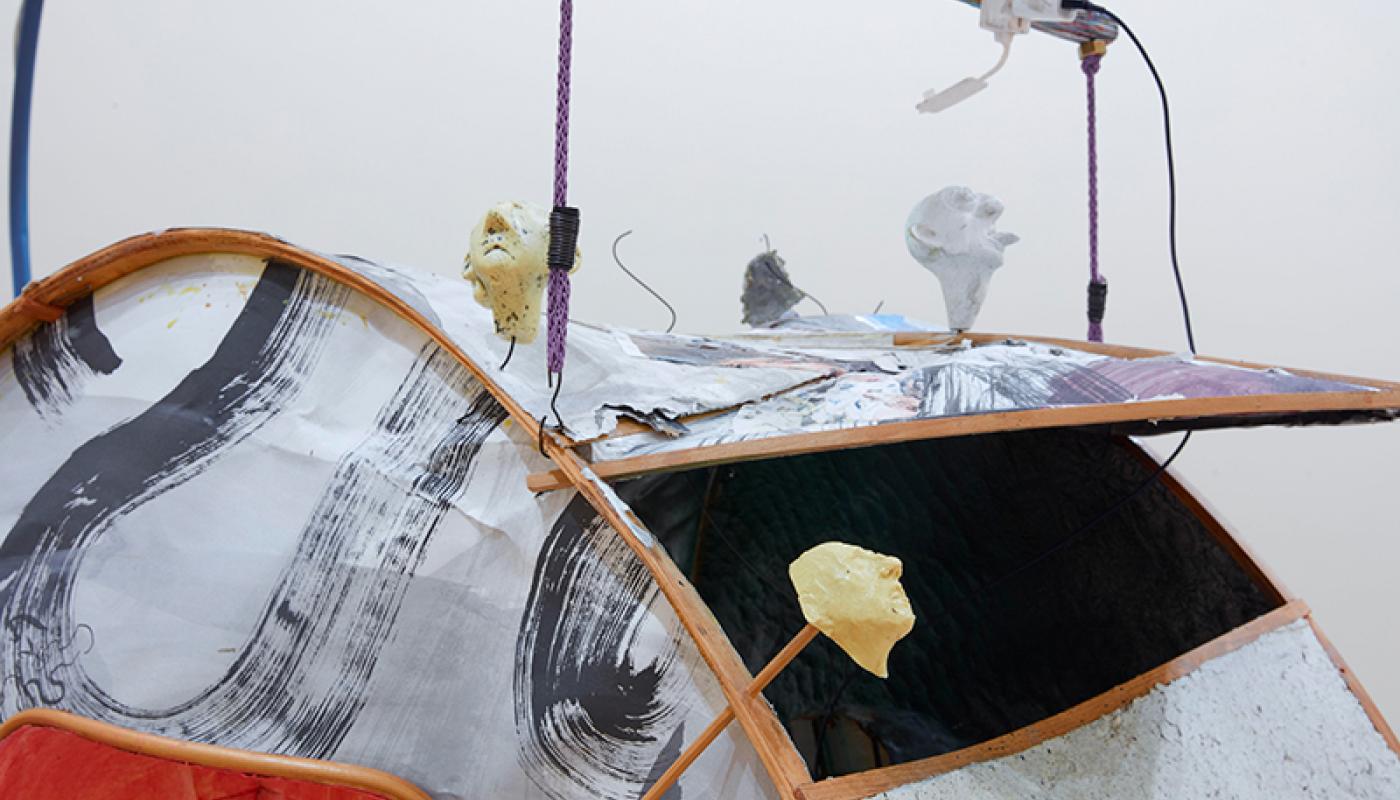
463, 201, 581, 344
788, 542, 916, 678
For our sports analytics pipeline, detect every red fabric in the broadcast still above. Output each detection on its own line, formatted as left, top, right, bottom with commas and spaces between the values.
0, 726, 388, 800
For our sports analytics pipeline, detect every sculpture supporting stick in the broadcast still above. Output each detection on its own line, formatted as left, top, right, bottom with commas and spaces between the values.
642, 623, 819, 800
643, 541, 916, 799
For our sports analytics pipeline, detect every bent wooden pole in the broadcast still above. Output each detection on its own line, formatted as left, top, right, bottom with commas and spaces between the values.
643, 623, 820, 800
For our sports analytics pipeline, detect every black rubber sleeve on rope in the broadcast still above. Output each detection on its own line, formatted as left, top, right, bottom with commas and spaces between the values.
1087, 279, 1108, 324
549, 206, 580, 272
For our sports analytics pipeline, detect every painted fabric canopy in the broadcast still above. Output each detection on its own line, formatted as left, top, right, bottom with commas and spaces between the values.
1, 230, 1397, 800
0, 242, 776, 800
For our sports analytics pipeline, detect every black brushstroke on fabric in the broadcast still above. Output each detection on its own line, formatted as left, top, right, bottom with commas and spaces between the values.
65, 295, 122, 374
515, 496, 694, 800
0, 261, 350, 714
139, 349, 506, 756
11, 294, 122, 417
3, 333, 504, 759
641, 724, 686, 800
1, 262, 307, 588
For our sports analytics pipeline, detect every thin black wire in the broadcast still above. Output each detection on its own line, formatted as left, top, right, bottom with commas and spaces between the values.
971, 5, 1202, 603
549, 374, 565, 429
756, 235, 831, 317
813, 665, 860, 780
981, 430, 1192, 595
1067, 1, 1196, 354
612, 230, 678, 333
801, 291, 830, 316
966, 3, 1195, 601
499, 336, 516, 370
704, 516, 797, 606
695, 471, 800, 607
539, 367, 567, 452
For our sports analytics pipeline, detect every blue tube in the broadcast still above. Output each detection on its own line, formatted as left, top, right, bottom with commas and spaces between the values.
10, 0, 45, 297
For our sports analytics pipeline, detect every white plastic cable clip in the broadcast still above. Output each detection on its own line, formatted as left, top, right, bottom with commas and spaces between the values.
917, 0, 1076, 114
917, 32, 1013, 113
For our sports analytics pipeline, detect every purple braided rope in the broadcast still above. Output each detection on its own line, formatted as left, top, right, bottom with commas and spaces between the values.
1083, 53, 1105, 342
553, 0, 572, 208
547, 0, 574, 375
547, 268, 570, 374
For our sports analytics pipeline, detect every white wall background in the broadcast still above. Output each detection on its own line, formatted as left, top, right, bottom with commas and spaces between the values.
2, 0, 1397, 731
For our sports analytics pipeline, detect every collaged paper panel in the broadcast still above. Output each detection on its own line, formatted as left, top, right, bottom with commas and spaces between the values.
590, 337, 1373, 462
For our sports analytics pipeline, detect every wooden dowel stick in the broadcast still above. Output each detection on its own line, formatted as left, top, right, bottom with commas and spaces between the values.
642, 623, 819, 800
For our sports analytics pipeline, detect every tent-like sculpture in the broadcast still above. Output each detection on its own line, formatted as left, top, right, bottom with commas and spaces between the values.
1, 229, 1397, 799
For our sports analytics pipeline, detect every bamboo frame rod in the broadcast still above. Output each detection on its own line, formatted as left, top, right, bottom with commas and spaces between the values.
644, 623, 820, 800
526, 387, 1400, 492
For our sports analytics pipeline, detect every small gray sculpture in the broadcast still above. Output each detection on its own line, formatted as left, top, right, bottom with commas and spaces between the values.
741, 246, 806, 327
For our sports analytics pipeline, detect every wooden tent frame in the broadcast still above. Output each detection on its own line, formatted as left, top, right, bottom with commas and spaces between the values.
2, 228, 1396, 800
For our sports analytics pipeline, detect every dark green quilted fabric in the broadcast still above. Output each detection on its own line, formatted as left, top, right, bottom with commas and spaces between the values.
620, 429, 1274, 777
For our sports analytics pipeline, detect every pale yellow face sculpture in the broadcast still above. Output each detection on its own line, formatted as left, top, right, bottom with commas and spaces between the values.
462, 201, 581, 344
788, 542, 916, 678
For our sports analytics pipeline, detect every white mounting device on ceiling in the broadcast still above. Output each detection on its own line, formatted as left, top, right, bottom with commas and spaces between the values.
918, 0, 1078, 113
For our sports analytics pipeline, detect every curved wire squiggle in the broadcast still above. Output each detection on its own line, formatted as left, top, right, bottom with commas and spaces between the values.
612, 231, 677, 334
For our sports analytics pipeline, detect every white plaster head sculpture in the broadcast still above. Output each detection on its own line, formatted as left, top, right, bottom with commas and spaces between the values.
788, 541, 916, 678
463, 201, 581, 344
905, 187, 1019, 332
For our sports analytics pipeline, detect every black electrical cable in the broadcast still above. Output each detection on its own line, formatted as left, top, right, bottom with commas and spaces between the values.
981, 430, 1192, 596
801, 291, 830, 316
813, 665, 861, 780
499, 336, 516, 370
1064, 1, 1196, 355
812, 10, 1202, 754
965, 1, 1202, 595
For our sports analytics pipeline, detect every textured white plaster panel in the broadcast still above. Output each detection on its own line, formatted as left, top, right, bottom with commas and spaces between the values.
877, 621, 1400, 800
